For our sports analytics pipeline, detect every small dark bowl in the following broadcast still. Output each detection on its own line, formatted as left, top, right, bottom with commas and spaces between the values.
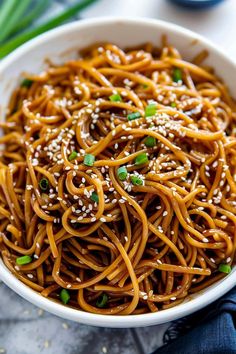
169, 0, 225, 8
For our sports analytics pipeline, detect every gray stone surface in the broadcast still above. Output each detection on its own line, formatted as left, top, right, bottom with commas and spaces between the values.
0, 282, 169, 354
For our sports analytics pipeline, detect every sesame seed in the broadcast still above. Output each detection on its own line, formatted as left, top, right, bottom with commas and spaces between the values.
38, 309, 44, 316
62, 322, 69, 330
44, 340, 50, 348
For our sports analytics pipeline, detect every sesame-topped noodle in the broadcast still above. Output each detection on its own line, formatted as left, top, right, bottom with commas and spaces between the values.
0, 41, 236, 315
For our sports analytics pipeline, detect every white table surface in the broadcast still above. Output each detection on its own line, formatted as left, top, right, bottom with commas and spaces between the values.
82, 0, 236, 60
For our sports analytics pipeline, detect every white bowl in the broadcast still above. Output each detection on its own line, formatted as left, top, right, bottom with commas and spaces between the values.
0, 17, 235, 328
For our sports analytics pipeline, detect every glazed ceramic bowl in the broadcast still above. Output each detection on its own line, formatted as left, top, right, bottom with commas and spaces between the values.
0, 17, 235, 328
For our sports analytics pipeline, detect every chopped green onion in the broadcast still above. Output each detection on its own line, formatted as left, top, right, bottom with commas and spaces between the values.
21, 79, 33, 88
84, 154, 95, 166
39, 177, 49, 191
131, 175, 143, 185
145, 104, 157, 117
127, 112, 141, 121
96, 293, 108, 308
170, 102, 176, 108
219, 264, 231, 274
0, 0, 99, 59
144, 136, 156, 148
16, 255, 32, 265
0, 0, 17, 36
60, 289, 70, 304
91, 192, 99, 203
68, 151, 78, 161
135, 153, 148, 165
117, 166, 128, 181
173, 68, 182, 83
142, 84, 149, 89
109, 94, 122, 102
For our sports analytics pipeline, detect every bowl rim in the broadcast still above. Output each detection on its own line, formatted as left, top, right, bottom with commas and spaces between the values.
0, 16, 235, 328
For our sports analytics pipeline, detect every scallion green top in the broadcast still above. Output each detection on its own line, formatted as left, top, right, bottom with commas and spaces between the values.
39, 177, 49, 191
60, 289, 70, 304
96, 293, 108, 308
145, 104, 157, 117
91, 192, 99, 203
109, 94, 122, 102
127, 112, 141, 121
173, 68, 182, 83
21, 78, 33, 88
117, 166, 128, 181
84, 154, 95, 166
219, 264, 231, 274
68, 151, 78, 161
135, 153, 148, 165
144, 136, 156, 147
131, 175, 143, 185
16, 255, 32, 265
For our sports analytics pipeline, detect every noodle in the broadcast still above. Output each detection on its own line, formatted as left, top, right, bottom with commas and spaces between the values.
0, 41, 236, 315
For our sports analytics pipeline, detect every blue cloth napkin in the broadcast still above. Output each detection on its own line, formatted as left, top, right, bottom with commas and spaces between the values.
152, 287, 236, 354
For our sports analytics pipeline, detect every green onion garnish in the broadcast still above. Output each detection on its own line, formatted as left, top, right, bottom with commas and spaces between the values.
145, 104, 157, 117
39, 177, 49, 191
144, 136, 156, 148
127, 112, 141, 121
84, 154, 95, 166
0, 0, 99, 59
170, 102, 176, 108
135, 153, 148, 166
0, 0, 31, 43
21, 78, 33, 88
60, 289, 70, 304
16, 255, 32, 265
219, 264, 231, 274
109, 94, 122, 102
68, 151, 78, 161
91, 192, 99, 203
117, 166, 128, 181
96, 293, 108, 308
173, 68, 182, 83
131, 175, 143, 185
9, 0, 50, 37
142, 84, 149, 89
